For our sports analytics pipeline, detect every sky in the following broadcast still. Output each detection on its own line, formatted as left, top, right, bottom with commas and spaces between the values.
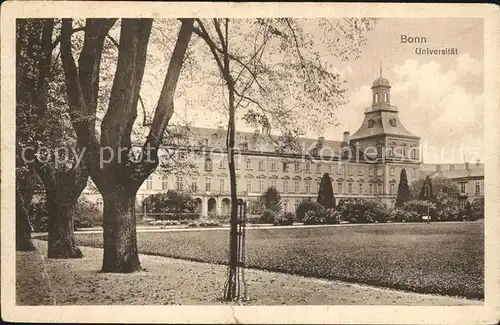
137, 18, 484, 164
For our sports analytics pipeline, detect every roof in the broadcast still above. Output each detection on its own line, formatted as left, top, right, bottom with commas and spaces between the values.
372, 77, 391, 88
422, 167, 484, 180
350, 110, 419, 141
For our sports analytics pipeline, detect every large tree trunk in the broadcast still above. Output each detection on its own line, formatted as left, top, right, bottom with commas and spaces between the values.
16, 192, 36, 251
37, 162, 88, 259
101, 187, 140, 273
46, 197, 83, 258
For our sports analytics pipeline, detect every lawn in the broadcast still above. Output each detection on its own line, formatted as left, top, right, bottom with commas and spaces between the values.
74, 222, 484, 300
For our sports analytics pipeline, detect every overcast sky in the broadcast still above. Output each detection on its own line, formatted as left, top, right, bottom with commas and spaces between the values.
137, 18, 483, 164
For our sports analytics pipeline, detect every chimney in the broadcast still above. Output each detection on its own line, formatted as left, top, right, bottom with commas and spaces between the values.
476, 159, 480, 167
343, 131, 350, 145
465, 162, 470, 170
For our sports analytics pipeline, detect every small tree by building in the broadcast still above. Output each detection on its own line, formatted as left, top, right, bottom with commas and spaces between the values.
419, 176, 435, 202
260, 186, 282, 213
395, 168, 411, 208
464, 200, 473, 220
317, 173, 335, 209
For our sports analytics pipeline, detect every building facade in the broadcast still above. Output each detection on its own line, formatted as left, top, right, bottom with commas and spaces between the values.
82, 75, 482, 216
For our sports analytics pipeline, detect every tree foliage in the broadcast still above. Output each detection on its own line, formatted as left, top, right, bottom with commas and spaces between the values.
395, 168, 410, 207
260, 186, 282, 212
317, 173, 335, 208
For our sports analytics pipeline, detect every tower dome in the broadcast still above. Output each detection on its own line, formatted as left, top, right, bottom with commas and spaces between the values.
372, 77, 390, 88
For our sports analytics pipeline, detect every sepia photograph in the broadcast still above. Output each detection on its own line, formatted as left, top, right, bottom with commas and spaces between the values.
1, 2, 499, 324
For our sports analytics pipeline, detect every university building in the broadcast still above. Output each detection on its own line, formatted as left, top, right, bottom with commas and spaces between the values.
82, 75, 483, 216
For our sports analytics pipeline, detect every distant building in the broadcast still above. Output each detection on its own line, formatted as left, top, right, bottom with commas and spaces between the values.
81, 74, 482, 216
419, 161, 484, 208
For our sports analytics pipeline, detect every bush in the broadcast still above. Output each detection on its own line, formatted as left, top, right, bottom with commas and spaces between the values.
436, 205, 462, 221
302, 206, 340, 225
260, 209, 277, 224
143, 190, 199, 220
295, 200, 320, 222
339, 200, 387, 224
471, 197, 484, 221
273, 212, 294, 226
72, 198, 102, 229
30, 201, 48, 232
246, 214, 261, 224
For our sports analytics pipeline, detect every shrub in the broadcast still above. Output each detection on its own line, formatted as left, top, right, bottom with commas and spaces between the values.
324, 208, 341, 224
30, 201, 48, 232
302, 206, 340, 225
143, 190, 198, 220
317, 173, 336, 209
72, 197, 102, 229
471, 197, 484, 221
339, 200, 387, 224
436, 205, 462, 221
273, 212, 294, 226
403, 200, 435, 216
246, 214, 261, 224
295, 200, 321, 222
260, 187, 282, 212
260, 209, 277, 224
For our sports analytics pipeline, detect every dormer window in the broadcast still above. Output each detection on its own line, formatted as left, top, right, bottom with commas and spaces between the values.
201, 138, 208, 147
368, 119, 375, 128
240, 142, 248, 151
389, 118, 397, 127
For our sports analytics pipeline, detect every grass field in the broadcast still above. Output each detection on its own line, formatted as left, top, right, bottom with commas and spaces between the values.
74, 222, 484, 299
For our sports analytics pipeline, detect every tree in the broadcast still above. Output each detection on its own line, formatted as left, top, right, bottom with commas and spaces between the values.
143, 190, 198, 215
395, 168, 410, 208
411, 175, 459, 209
418, 176, 434, 202
60, 18, 194, 272
261, 186, 282, 212
317, 173, 335, 208
16, 19, 89, 257
192, 18, 377, 299
471, 197, 484, 220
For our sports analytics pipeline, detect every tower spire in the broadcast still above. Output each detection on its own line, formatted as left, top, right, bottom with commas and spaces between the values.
380, 61, 382, 78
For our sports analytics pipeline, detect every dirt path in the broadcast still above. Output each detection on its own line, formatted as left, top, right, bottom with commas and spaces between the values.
16, 240, 481, 306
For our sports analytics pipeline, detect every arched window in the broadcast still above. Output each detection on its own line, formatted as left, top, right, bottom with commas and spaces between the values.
374, 93, 379, 103
384, 92, 389, 102
204, 157, 213, 172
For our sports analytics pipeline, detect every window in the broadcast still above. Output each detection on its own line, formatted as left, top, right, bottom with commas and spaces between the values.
402, 147, 407, 158
205, 178, 211, 192
369, 184, 373, 195
316, 181, 320, 193
294, 161, 300, 172
234, 157, 240, 170
337, 165, 343, 175
271, 161, 276, 172
374, 93, 379, 103
460, 200, 466, 209
359, 183, 363, 195
390, 184, 395, 195
283, 162, 289, 172
204, 157, 213, 172
384, 92, 389, 102
369, 168, 373, 176
316, 164, 321, 174
246, 159, 252, 170
259, 180, 264, 192
305, 163, 310, 172
258, 161, 264, 171
283, 180, 289, 193
377, 184, 383, 195
337, 182, 342, 194
295, 180, 300, 193
377, 168, 383, 176
390, 167, 395, 176
220, 179, 225, 192
411, 148, 418, 160
246, 180, 252, 193
368, 119, 375, 128
201, 138, 208, 146
146, 175, 153, 190
162, 176, 168, 190
240, 142, 249, 151
387, 147, 394, 157
358, 167, 363, 175
389, 118, 397, 127
176, 176, 183, 191
450, 165, 455, 171
191, 178, 198, 192
347, 166, 353, 175
328, 164, 332, 173
219, 157, 225, 169
460, 183, 466, 194
305, 180, 311, 193
475, 181, 481, 194
271, 179, 277, 188
96, 198, 103, 210
348, 183, 352, 194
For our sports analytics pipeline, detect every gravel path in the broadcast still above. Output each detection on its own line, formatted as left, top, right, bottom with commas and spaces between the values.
16, 240, 482, 306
